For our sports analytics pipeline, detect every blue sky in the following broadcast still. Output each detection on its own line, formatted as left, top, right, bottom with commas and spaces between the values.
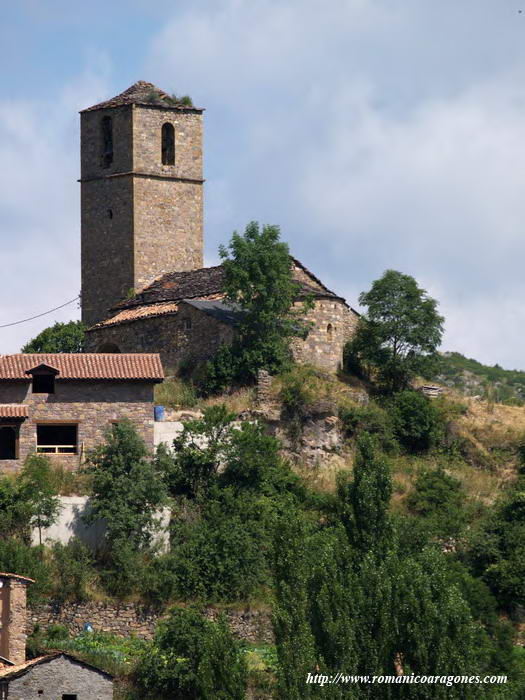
2, 0, 525, 368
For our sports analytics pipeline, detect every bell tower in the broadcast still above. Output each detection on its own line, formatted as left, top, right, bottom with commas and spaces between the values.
80, 81, 204, 326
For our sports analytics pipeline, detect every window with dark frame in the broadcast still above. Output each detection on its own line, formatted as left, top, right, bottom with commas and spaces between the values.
0, 425, 19, 460
32, 373, 55, 394
36, 424, 77, 455
62, 695, 78, 700
161, 122, 175, 165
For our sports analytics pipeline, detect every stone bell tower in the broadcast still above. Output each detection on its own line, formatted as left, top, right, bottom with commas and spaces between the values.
80, 81, 204, 327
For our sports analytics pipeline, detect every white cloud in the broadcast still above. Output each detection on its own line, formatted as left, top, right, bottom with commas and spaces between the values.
143, 0, 525, 367
0, 63, 112, 352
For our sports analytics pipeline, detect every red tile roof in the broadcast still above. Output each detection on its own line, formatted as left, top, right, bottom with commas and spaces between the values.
0, 354, 164, 381
0, 405, 29, 418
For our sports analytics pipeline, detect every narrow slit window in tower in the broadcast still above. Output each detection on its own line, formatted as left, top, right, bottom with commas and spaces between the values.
101, 116, 113, 168
161, 122, 175, 165
327, 323, 334, 342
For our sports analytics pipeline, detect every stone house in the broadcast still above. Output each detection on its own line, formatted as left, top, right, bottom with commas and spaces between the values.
0, 353, 163, 473
79, 81, 359, 373
0, 572, 113, 699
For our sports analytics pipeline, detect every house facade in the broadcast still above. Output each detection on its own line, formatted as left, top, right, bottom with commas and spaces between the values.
0, 353, 163, 473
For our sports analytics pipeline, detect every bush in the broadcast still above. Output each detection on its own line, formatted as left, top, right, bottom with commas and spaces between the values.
0, 540, 51, 604
466, 481, 525, 614
390, 390, 441, 452
50, 538, 94, 602
169, 488, 272, 602
407, 468, 468, 539
279, 368, 316, 444
134, 607, 247, 699
338, 402, 397, 452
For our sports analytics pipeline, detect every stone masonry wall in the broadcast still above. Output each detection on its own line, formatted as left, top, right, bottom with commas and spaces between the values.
5, 654, 113, 700
86, 305, 235, 372
81, 176, 134, 326
30, 601, 273, 644
132, 106, 203, 289
0, 380, 155, 473
0, 578, 29, 666
291, 299, 358, 372
133, 176, 203, 290
80, 103, 203, 326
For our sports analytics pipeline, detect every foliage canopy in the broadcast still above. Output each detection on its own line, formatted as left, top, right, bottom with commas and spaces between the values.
346, 270, 444, 393
204, 222, 309, 392
22, 320, 85, 353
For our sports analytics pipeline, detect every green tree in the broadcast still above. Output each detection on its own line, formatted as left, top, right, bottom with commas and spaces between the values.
163, 404, 236, 498
19, 454, 61, 546
22, 320, 85, 353
390, 390, 441, 452
0, 476, 33, 540
347, 270, 444, 393
407, 467, 468, 539
134, 607, 247, 699
272, 436, 503, 697
84, 420, 166, 549
272, 515, 318, 700
466, 479, 525, 614
338, 433, 392, 553
204, 222, 309, 392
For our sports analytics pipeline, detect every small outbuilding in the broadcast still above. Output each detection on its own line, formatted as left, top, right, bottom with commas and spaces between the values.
0, 572, 113, 699
0, 652, 114, 700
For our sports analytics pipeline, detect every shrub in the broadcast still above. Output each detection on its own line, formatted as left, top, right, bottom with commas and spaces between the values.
338, 402, 397, 452
407, 468, 468, 539
0, 540, 51, 604
279, 368, 316, 444
169, 487, 271, 602
50, 538, 94, 602
0, 476, 33, 540
134, 607, 247, 699
466, 481, 525, 614
390, 390, 441, 452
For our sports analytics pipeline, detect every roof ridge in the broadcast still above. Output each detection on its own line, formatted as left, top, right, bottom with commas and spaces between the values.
81, 80, 203, 113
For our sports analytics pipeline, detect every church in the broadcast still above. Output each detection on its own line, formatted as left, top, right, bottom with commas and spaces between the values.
81, 81, 359, 372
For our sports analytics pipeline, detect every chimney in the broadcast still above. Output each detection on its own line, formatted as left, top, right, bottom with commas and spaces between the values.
0, 573, 34, 666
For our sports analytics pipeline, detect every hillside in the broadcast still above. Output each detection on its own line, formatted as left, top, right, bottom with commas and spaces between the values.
429, 351, 525, 405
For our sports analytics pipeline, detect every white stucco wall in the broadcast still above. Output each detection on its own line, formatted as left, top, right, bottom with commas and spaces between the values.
32, 496, 170, 551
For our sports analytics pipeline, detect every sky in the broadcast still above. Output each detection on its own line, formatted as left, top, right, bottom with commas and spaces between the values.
1, 0, 525, 369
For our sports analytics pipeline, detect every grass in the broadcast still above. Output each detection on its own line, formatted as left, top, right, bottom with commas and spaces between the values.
155, 376, 255, 415
154, 377, 199, 409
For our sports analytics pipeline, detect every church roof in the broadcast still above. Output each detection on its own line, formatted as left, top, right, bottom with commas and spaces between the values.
182, 299, 245, 326
89, 258, 348, 331
81, 80, 203, 113
114, 258, 341, 310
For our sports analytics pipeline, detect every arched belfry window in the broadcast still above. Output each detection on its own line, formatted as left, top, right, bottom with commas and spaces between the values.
161, 123, 175, 165
101, 116, 113, 168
